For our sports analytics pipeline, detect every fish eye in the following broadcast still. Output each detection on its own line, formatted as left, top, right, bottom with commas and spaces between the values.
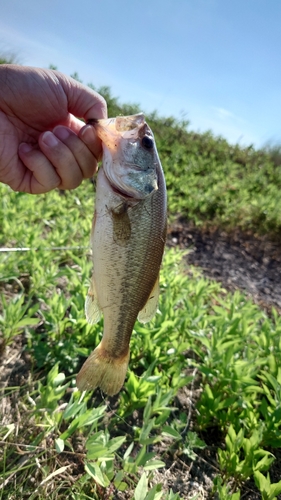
141, 136, 154, 149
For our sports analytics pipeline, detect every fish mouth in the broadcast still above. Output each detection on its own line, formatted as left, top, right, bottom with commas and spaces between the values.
88, 113, 145, 133
115, 114, 145, 132
89, 114, 158, 201
87, 114, 148, 143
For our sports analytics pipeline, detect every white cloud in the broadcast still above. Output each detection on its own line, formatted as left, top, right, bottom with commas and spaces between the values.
214, 107, 234, 119
212, 106, 245, 123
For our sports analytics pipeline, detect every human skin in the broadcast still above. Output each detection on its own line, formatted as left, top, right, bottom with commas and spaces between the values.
0, 65, 107, 194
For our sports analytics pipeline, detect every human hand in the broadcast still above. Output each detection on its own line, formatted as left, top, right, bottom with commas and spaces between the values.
0, 65, 107, 194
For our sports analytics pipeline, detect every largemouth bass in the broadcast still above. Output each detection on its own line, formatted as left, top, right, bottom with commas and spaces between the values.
76, 113, 167, 396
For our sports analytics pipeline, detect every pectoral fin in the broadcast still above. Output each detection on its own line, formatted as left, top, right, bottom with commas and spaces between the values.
111, 207, 131, 246
138, 276, 160, 324
85, 276, 102, 324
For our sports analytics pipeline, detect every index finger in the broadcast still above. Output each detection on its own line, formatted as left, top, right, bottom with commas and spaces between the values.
55, 71, 108, 121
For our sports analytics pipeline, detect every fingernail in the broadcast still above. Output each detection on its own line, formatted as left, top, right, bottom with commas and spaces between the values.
19, 143, 33, 154
80, 124, 96, 144
53, 126, 70, 141
42, 131, 59, 147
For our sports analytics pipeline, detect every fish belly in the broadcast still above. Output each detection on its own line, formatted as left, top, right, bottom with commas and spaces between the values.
76, 167, 166, 395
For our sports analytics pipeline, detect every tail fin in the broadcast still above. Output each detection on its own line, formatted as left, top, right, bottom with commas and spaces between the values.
76, 342, 130, 396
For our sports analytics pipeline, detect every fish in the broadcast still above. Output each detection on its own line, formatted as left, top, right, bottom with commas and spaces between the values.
76, 113, 167, 396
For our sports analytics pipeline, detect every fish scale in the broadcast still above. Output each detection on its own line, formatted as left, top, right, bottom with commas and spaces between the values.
76, 113, 167, 396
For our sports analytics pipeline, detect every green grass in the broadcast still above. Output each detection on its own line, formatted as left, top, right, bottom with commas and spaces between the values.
1, 179, 281, 499
1, 68, 281, 498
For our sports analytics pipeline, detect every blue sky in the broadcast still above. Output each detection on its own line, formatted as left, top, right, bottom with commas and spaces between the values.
1, 0, 281, 148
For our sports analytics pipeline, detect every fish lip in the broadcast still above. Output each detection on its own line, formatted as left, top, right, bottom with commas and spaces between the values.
88, 112, 144, 125
115, 113, 145, 132
87, 114, 146, 134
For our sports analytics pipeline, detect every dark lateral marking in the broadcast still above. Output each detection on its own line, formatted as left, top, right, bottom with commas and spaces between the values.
111, 202, 131, 246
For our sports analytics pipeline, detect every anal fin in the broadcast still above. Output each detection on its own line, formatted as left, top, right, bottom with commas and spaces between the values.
138, 275, 160, 324
85, 275, 102, 324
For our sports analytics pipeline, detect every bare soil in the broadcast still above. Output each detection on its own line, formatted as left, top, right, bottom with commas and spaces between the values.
167, 219, 281, 314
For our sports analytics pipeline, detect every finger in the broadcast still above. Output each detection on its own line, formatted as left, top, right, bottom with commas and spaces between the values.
52, 125, 99, 179
56, 71, 108, 121
38, 131, 83, 190
18, 143, 61, 194
79, 124, 103, 162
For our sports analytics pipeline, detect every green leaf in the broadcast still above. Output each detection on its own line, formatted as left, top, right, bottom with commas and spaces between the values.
139, 418, 156, 444
270, 481, 281, 498
134, 472, 148, 500
114, 470, 127, 490
53, 372, 66, 387
135, 447, 155, 467
86, 444, 108, 460
186, 431, 206, 450
143, 459, 165, 471
85, 462, 110, 488
123, 441, 134, 460
254, 471, 271, 495
107, 435, 126, 453
15, 317, 40, 328
76, 406, 107, 428
161, 426, 181, 440
143, 397, 152, 422
146, 376, 162, 383
145, 485, 163, 500
63, 399, 86, 420
254, 453, 274, 472
55, 438, 65, 453
228, 424, 237, 444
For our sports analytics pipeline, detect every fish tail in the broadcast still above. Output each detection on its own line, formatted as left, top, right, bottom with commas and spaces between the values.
76, 342, 130, 396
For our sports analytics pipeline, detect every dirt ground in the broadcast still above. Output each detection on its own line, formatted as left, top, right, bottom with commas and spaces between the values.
167, 219, 281, 314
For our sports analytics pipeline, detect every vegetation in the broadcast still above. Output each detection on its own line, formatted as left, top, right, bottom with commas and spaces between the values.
1, 60, 281, 498
93, 84, 281, 241
0, 54, 18, 65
